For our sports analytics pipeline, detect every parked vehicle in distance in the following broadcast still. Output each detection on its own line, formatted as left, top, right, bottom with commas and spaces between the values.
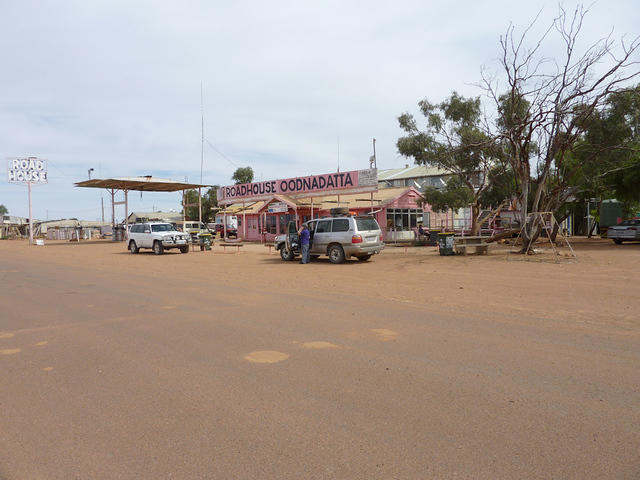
214, 223, 238, 238
183, 221, 215, 236
607, 219, 640, 244
128, 222, 190, 255
274, 215, 384, 264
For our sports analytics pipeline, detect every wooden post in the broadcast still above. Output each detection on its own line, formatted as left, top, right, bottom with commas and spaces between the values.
124, 190, 128, 240
182, 190, 186, 225
111, 188, 115, 241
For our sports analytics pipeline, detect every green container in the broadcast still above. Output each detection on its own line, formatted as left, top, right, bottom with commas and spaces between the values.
199, 233, 212, 250
599, 200, 623, 228
437, 232, 456, 256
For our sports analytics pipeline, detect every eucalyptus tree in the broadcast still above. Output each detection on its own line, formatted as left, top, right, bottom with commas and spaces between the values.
482, 4, 639, 251
232, 167, 254, 185
397, 92, 501, 234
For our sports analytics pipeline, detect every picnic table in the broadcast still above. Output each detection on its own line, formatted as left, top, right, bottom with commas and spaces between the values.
219, 242, 244, 254
454, 236, 490, 255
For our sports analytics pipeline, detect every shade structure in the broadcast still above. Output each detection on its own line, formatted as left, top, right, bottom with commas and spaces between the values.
75, 176, 211, 241
74, 176, 208, 192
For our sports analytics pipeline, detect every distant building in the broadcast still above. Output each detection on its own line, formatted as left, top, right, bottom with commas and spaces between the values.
379, 165, 488, 231
127, 211, 183, 224
1, 215, 29, 238
378, 165, 451, 190
37, 219, 111, 240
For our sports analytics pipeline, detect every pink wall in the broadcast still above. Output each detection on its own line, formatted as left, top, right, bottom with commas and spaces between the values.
231, 188, 426, 242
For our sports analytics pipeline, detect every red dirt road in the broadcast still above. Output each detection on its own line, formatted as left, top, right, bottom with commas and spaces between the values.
1, 238, 639, 479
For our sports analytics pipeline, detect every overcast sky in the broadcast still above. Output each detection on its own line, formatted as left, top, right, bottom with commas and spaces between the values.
1, 0, 637, 220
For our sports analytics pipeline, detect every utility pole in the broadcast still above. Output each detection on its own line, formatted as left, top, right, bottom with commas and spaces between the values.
199, 82, 204, 224
370, 138, 377, 169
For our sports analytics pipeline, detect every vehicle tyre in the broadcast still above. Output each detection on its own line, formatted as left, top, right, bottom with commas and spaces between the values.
129, 240, 139, 254
613, 239, 623, 245
153, 240, 164, 255
280, 247, 294, 261
357, 254, 372, 261
328, 244, 345, 264
180, 245, 189, 253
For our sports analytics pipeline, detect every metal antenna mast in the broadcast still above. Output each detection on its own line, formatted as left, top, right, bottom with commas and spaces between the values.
199, 82, 204, 223
200, 82, 204, 184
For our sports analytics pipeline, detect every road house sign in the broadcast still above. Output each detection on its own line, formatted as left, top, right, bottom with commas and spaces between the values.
218, 168, 378, 205
7, 157, 48, 184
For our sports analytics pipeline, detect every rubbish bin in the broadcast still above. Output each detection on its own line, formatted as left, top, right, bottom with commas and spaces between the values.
113, 226, 125, 242
198, 233, 212, 251
428, 229, 441, 246
437, 232, 456, 256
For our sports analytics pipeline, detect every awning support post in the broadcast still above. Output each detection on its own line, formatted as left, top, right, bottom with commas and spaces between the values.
124, 189, 129, 240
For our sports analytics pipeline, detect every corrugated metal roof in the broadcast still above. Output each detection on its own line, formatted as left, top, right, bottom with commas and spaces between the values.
378, 165, 449, 181
75, 176, 208, 192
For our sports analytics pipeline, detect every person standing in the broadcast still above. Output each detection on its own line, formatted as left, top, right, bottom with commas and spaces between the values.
299, 223, 310, 264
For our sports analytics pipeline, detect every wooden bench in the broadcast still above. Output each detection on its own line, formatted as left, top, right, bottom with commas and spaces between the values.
220, 242, 244, 254
454, 236, 490, 255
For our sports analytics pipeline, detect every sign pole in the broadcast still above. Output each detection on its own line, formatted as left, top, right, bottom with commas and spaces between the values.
7, 157, 48, 244
28, 181, 33, 245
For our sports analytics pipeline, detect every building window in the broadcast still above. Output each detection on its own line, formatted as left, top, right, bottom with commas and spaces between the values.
386, 208, 424, 231
266, 215, 277, 234
279, 214, 295, 234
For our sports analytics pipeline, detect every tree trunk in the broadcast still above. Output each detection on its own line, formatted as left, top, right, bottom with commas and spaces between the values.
518, 173, 536, 253
470, 204, 480, 235
549, 212, 569, 243
520, 217, 541, 253
486, 228, 520, 243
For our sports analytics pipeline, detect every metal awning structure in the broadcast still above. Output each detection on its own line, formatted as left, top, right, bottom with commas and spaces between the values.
75, 176, 210, 238
75, 176, 207, 192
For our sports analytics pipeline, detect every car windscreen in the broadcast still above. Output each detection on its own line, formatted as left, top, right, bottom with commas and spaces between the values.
151, 224, 177, 232
355, 217, 379, 231
619, 219, 640, 226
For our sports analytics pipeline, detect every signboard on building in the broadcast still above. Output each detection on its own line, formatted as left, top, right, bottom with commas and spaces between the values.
7, 157, 48, 184
218, 168, 378, 205
267, 202, 289, 213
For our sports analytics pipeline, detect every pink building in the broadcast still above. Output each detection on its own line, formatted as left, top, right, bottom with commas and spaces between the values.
220, 186, 430, 243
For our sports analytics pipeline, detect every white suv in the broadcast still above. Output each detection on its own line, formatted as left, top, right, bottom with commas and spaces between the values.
275, 215, 384, 263
128, 222, 190, 255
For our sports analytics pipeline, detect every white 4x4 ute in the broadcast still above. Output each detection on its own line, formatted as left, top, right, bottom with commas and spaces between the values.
128, 222, 190, 255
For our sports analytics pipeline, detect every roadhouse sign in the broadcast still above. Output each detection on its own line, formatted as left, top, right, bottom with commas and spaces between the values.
7, 157, 48, 184
218, 168, 378, 205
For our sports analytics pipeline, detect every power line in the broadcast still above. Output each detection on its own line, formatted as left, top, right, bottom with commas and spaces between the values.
46, 160, 75, 178
204, 138, 238, 168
